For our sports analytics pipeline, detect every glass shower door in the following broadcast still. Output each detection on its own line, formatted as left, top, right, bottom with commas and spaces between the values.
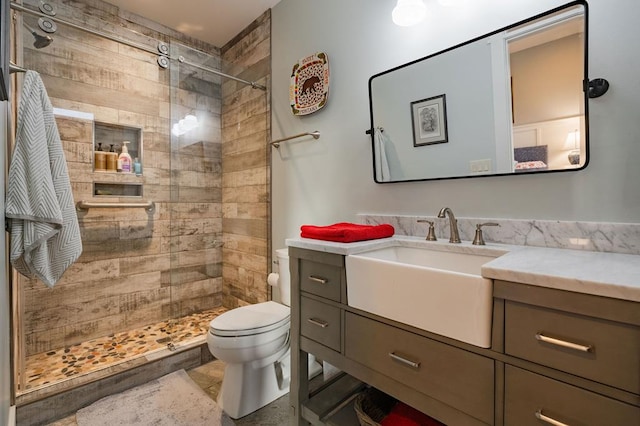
8, 5, 225, 398
166, 42, 224, 349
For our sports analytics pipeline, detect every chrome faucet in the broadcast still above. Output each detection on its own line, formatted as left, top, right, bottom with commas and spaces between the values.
437, 207, 461, 243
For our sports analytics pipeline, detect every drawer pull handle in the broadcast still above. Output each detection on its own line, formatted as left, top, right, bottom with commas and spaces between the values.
389, 352, 420, 369
307, 318, 329, 328
308, 275, 328, 284
535, 333, 593, 353
535, 409, 570, 426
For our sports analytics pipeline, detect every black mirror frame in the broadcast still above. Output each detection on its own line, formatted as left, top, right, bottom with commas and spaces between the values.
368, 0, 594, 184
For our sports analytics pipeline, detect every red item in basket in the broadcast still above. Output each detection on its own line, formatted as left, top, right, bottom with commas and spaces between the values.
380, 402, 445, 426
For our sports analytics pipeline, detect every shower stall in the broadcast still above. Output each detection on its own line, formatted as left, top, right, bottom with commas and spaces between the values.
5, 0, 271, 415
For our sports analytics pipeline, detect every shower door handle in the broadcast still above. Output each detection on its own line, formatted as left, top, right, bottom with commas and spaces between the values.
0, 68, 7, 101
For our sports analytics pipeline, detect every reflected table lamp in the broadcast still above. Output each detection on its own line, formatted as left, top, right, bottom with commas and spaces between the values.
566, 129, 581, 165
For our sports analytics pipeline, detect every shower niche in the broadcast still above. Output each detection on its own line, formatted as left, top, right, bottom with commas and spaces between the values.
92, 121, 143, 175
92, 122, 143, 197
93, 182, 143, 197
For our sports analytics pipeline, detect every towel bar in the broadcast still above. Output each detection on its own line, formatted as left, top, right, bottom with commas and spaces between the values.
270, 131, 320, 148
9, 62, 27, 74
365, 127, 384, 135
76, 200, 155, 212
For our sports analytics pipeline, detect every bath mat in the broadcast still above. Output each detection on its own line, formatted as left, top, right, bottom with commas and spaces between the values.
76, 369, 233, 425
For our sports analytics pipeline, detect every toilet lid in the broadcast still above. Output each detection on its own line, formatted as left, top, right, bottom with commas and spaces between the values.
210, 301, 290, 337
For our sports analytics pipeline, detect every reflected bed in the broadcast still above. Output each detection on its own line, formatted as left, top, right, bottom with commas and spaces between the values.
514, 145, 548, 172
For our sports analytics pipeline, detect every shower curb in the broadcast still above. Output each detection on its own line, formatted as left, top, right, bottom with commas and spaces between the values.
15, 342, 214, 426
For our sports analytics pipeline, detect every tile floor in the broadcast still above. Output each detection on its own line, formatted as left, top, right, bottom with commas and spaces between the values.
23, 306, 290, 425
46, 360, 291, 426
188, 361, 292, 426
21, 307, 228, 393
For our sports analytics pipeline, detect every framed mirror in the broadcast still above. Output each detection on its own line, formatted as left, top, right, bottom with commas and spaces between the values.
369, 1, 588, 183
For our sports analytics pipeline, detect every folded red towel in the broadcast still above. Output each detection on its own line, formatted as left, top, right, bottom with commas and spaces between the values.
300, 222, 394, 243
380, 402, 445, 426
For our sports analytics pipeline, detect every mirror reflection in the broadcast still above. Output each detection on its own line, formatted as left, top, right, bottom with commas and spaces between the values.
369, 2, 587, 183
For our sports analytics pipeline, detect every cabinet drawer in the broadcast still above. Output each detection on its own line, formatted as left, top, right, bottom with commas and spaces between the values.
505, 301, 640, 394
505, 365, 640, 426
300, 259, 342, 302
345, 312, 493, 424
301, 297, 341, 351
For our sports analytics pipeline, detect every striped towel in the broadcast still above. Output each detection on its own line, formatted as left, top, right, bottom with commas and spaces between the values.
6, 71, 82, 287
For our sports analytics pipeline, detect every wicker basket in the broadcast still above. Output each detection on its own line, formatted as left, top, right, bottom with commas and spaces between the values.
354, 387, 397, 426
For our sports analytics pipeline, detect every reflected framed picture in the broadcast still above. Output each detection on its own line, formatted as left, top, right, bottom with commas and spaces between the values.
411, 94, 448, 147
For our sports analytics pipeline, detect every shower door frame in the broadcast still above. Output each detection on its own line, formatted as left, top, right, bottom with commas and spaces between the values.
6, 0, 266, 401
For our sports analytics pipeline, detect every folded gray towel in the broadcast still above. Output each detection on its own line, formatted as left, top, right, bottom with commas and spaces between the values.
6, 71, 82, 287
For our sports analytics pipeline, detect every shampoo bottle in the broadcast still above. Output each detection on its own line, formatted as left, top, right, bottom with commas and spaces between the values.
94, 143, 106, 171
118, 141, 132, 173
133, 157, 142, 176
106, 144, 117, 172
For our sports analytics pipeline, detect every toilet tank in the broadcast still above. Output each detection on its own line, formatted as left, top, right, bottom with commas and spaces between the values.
275, 248, 291, 306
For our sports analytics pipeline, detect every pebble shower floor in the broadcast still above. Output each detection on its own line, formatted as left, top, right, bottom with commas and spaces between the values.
21, 307, 228, 392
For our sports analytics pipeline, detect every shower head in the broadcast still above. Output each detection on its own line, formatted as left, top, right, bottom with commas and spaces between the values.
23, 23, 54, 49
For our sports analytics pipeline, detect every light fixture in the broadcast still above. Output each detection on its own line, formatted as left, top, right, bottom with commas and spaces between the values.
565, 129, 581, 165
172, 113, 199, 136
392, 0, 427, 27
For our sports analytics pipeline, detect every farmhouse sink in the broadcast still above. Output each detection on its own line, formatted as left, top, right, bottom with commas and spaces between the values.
345, 245, 500, 348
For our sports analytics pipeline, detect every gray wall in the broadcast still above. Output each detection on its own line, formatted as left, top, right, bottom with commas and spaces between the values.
271, 0, 640, 249
372, 39, 496, 179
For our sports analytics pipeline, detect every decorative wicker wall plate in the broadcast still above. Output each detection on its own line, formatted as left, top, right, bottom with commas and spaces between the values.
289, 52, 330, 116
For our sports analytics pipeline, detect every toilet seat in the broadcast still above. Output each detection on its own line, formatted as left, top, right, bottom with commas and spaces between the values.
210, 301, 290, 337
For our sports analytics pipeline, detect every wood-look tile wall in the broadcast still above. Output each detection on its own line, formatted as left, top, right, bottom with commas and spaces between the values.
220, 11, 271, 308
17, 0, 229, 356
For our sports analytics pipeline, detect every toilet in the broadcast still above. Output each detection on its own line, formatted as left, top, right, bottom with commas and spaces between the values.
207, 248, 321, 419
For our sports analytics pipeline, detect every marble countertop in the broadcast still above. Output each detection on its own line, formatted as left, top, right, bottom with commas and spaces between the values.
286, 236, 640, 302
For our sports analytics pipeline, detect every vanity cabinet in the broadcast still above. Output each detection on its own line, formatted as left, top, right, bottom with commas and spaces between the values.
290, 247, 640, 426
301, 296, 342, 352
504, 365, 639, 425
290, 247, 494, 426
495, 280, 640, 426
299, 260, 343, 302
504, 299, 640, 394
345, 312, 494, 424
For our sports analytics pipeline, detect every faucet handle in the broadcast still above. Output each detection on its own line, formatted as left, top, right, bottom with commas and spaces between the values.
472, 222, 500, 246
417, 219, 437, 241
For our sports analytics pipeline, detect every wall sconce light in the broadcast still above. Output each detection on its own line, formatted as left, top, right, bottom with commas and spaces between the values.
172, 114, 199, 136
565, 129, 581, 165
392, 0, 427, 27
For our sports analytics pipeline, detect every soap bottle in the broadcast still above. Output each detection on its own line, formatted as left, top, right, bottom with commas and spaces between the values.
118, 141, 132, 173
106, 144, 118, 172
94, 143, 106, 171
133, 157, 142, 176
116, 145, 122, 172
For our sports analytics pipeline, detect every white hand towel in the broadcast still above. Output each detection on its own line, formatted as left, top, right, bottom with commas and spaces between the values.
6, 71, 82, 287
374, 127, 391, 181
